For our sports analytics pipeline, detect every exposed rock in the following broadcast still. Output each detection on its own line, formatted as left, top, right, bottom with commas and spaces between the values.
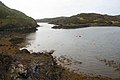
58, 55, 82, 65
97, 58, 120, 73
48, 50, 55, 55
20, 49, 30, 54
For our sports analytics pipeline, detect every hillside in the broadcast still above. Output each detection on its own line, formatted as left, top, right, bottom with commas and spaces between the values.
36, 17, 68, 22
0, 1, 37, 32
38, 13, 120, 29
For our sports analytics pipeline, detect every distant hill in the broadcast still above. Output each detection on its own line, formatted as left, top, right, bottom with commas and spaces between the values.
36, 17, 68, 22
38, 13, 120, 29
0, 1, 37, 32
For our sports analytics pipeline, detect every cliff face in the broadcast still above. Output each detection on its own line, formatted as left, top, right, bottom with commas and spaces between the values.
0, 1, 37, 32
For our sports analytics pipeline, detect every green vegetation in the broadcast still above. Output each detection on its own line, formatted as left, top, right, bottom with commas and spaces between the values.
37, 13, 120, 29
0, 1, 37, 32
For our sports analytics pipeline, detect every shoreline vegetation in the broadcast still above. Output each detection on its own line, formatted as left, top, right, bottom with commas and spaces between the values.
0, 1, 117, 80
37, 13, 120, 29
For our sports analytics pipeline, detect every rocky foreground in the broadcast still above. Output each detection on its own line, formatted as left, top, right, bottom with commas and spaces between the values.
0, 32, 113, 80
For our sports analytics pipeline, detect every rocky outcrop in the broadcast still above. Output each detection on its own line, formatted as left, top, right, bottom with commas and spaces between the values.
0, 50, 63, 80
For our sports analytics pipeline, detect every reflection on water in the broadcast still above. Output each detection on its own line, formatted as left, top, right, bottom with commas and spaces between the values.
24, 23, 120, 78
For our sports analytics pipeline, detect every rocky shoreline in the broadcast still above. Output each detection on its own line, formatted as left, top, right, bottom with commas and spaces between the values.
51, 23, 120, 29
0, 32, 113, 80
52, 24, 90, 29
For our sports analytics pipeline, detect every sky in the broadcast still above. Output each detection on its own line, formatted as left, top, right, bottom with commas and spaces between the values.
1, 0, 120, 19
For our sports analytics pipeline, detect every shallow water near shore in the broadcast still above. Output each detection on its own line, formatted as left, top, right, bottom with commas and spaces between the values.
23, 23, 120, 79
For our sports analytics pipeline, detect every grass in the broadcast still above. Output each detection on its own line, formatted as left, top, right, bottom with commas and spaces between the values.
0, 1, 37, 31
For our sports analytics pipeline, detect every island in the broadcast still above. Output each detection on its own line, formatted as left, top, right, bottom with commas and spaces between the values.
37, 13, 120, 29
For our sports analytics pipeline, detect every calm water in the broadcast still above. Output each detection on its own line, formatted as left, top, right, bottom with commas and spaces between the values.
23, 23, 120, 78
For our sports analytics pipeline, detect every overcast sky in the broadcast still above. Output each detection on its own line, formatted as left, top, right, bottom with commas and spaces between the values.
1, 0, 120, 19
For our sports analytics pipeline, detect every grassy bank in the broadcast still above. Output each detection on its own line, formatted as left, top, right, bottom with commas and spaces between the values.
0, 1, 37, 32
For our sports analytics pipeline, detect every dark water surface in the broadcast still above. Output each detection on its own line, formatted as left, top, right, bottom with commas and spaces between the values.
23, 23, 120, 78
